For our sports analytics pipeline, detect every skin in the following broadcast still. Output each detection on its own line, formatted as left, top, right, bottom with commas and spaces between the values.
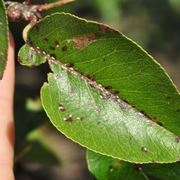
0, 34, 15, 179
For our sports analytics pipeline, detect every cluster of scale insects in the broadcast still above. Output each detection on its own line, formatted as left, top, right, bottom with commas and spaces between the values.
29, 43, 128, 123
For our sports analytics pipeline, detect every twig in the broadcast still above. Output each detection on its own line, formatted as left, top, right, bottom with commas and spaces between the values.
5, 0, 75, 22
34, 0, 75, 11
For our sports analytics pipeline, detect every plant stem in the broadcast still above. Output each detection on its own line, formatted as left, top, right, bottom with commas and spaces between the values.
33, 0, 75, 12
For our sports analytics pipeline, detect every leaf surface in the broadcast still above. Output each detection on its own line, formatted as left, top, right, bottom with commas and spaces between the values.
0, 0, 8, 79
87, 150, 146, 180
87, 150, 180, 180
19, 13, 180, 163
25, 13, 180, 134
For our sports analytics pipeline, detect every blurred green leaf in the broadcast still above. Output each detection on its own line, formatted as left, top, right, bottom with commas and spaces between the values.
92, 0, 122, 27
21, 130, 60, 165
87, 150, 180, 180
18, 13, 180, 163
87, 150, 146, 180
0, 0, 8, 79
15, 89, 47, 154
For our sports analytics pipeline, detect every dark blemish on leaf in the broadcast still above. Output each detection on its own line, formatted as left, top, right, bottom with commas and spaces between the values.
95, 106, 101, 113
61, 45, 68, 52
64, 115, 73, 122
175, 136, 180, 143
165, 95, 171, 100
72, 33, 96, 49
35, 25, 40, 31
58, 104, 65, 112
97, 121, 101, 125
156, 121, 163, 127
103, 58, 106, 61
43, 37, 49, 42
50, 46, 56, 51
50, 53, 56, 58
86, 74, 96, 81
113, 90, 119, 95
66, 63, 74, 68
141, 146, 148, 153
105, 86, 112, 90
100, 93, 111, 100
55, 41, 59, 46
134, 165, 141, 171
55, 74, 62, 80
176, 109, 180, 112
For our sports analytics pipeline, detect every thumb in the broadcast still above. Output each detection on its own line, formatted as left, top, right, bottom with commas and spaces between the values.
0, 33, 15, 180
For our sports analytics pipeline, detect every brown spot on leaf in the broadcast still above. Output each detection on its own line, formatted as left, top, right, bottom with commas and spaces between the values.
72, 33, 96, 49
155, 120, 163, 127
99, 24, 119, 34
113, 90, 119, 95
62, 45, 68, 52
43, 37, 49, 42
134, 165, 142, 171
175, 136, 180, 143
66, 63, 74, 67
86, 74, 96, 81
105, 86, 112, 90
55, 41, 59, 45
35, 25, 40, 31
50, 46, 56, 51
50, 53, 56, 58
165, 95, 171, 100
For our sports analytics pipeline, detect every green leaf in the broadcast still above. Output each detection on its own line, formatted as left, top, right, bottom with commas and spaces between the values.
87, 150, 180, 180
87, 150, 146, 180
0, 0, 8, 79
19, 13, 180, 163
18, 44, 47, 67
40, 61, 180, 163
24, 13, 180, 135
15, 93, 47, 153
